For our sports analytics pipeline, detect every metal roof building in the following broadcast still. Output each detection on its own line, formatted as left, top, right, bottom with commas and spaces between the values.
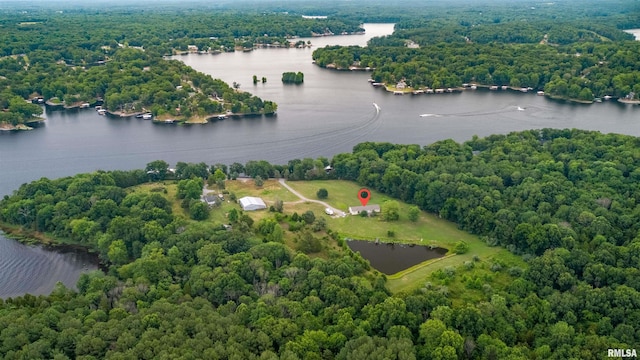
238, 196, 267, 211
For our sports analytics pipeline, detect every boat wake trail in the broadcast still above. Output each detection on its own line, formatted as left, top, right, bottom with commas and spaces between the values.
419, 104, 539, 118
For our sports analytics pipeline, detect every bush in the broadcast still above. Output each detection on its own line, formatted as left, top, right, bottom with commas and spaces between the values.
490, 262, 503, 272
381, 200, 400, 221
301, 210, 315, 224
289, 221, 304, 232
297, 231, 321, 253
508, 266, 524, 277
408, 206, 420, 222
453, 241, 470, 254
189, 200, 209, 220
316, 188, 328, 199
387, 230, 395, 237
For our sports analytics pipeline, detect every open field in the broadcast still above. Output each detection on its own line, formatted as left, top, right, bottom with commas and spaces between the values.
225, 179, 300, 203
134, 179, 523, 293
282, 180, 522, 293
284, 180, 476, 244
130, 182, 189, 218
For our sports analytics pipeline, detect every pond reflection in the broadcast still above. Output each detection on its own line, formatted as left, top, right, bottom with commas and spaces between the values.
347, 239, 448, 275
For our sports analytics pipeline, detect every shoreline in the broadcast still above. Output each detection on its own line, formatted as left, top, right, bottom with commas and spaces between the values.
0, 223, 106, 269
618, 98, 640, 105
369, 80, 614, 105
317, 65, 635, 106
0, 118, 45, 131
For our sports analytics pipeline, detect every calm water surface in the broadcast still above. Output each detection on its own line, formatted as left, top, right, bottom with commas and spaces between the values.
1, 23, 638, 197
624, 28, 640, 40
347, 240, 447, 275
0, 232, 98, 298
0, 23, 638, 297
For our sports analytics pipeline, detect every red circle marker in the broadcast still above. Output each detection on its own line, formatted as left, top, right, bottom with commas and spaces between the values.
357, 188, 371, 206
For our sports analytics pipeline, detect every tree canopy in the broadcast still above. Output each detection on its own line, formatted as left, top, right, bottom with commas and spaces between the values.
1, 129, 639, 358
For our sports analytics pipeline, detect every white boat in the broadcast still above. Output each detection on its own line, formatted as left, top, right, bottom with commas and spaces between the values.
373, 103, 380, 112
97, 109, 106, 115
517, 106, 525, 111
142, 114, 152, 120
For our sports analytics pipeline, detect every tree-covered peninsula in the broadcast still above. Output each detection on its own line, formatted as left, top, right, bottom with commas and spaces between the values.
1, 129, 639, 358
0, 7, 365, 128
312, 0, 640, 103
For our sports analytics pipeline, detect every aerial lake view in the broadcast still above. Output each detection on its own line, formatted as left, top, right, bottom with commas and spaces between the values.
1, 23, 637, 196
1, 23, 638, 297
1, 1, 639, 357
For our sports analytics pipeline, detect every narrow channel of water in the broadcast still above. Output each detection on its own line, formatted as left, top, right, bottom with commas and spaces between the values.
347, 239, 448, 275
0, 231, 99, 299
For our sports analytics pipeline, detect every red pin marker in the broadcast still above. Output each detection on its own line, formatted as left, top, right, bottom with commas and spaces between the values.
357, 188, 371, 206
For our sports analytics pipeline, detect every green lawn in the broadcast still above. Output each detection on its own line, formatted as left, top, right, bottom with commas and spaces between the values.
134, 179, 524, 294
284, 180, 521, 294
225, 179, 300, 203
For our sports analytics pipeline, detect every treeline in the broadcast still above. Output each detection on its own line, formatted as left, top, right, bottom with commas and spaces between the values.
378, 21, 635, 47
311, 0, 640, 102
0, 12, 364, 58
1, 129, 639, 358
0, 10, 363, 125
313, 40, 640, 100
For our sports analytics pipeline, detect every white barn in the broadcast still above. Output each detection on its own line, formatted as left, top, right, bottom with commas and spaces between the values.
238, 196, 267, 211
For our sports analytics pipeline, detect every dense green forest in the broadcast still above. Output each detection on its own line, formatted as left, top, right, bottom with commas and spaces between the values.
312, 0, 640, 102
1, 129, 639, 358
3, 0, 638, 126
0, 8, 363, 126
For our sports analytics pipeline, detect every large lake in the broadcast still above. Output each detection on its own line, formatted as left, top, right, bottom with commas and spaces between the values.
1, 23, 639, 198
0, 23, 638, 297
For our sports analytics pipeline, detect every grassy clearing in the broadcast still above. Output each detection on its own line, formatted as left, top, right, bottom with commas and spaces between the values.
283, 180, 520, 293
386, 247, 524, 294
224, 179, 299, 203
284, 180, 475, 244
133, 179, 523, 294
419, 253, 527, 306
129, 182, 190, 219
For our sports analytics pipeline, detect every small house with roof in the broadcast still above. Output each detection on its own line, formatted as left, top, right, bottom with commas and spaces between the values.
348, 204, 381, 215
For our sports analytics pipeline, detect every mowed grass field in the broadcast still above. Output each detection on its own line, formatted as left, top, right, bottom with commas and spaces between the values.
283, 180, 521, 293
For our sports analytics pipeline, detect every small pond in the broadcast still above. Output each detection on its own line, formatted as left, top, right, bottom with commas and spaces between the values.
346, 239, 448, 275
